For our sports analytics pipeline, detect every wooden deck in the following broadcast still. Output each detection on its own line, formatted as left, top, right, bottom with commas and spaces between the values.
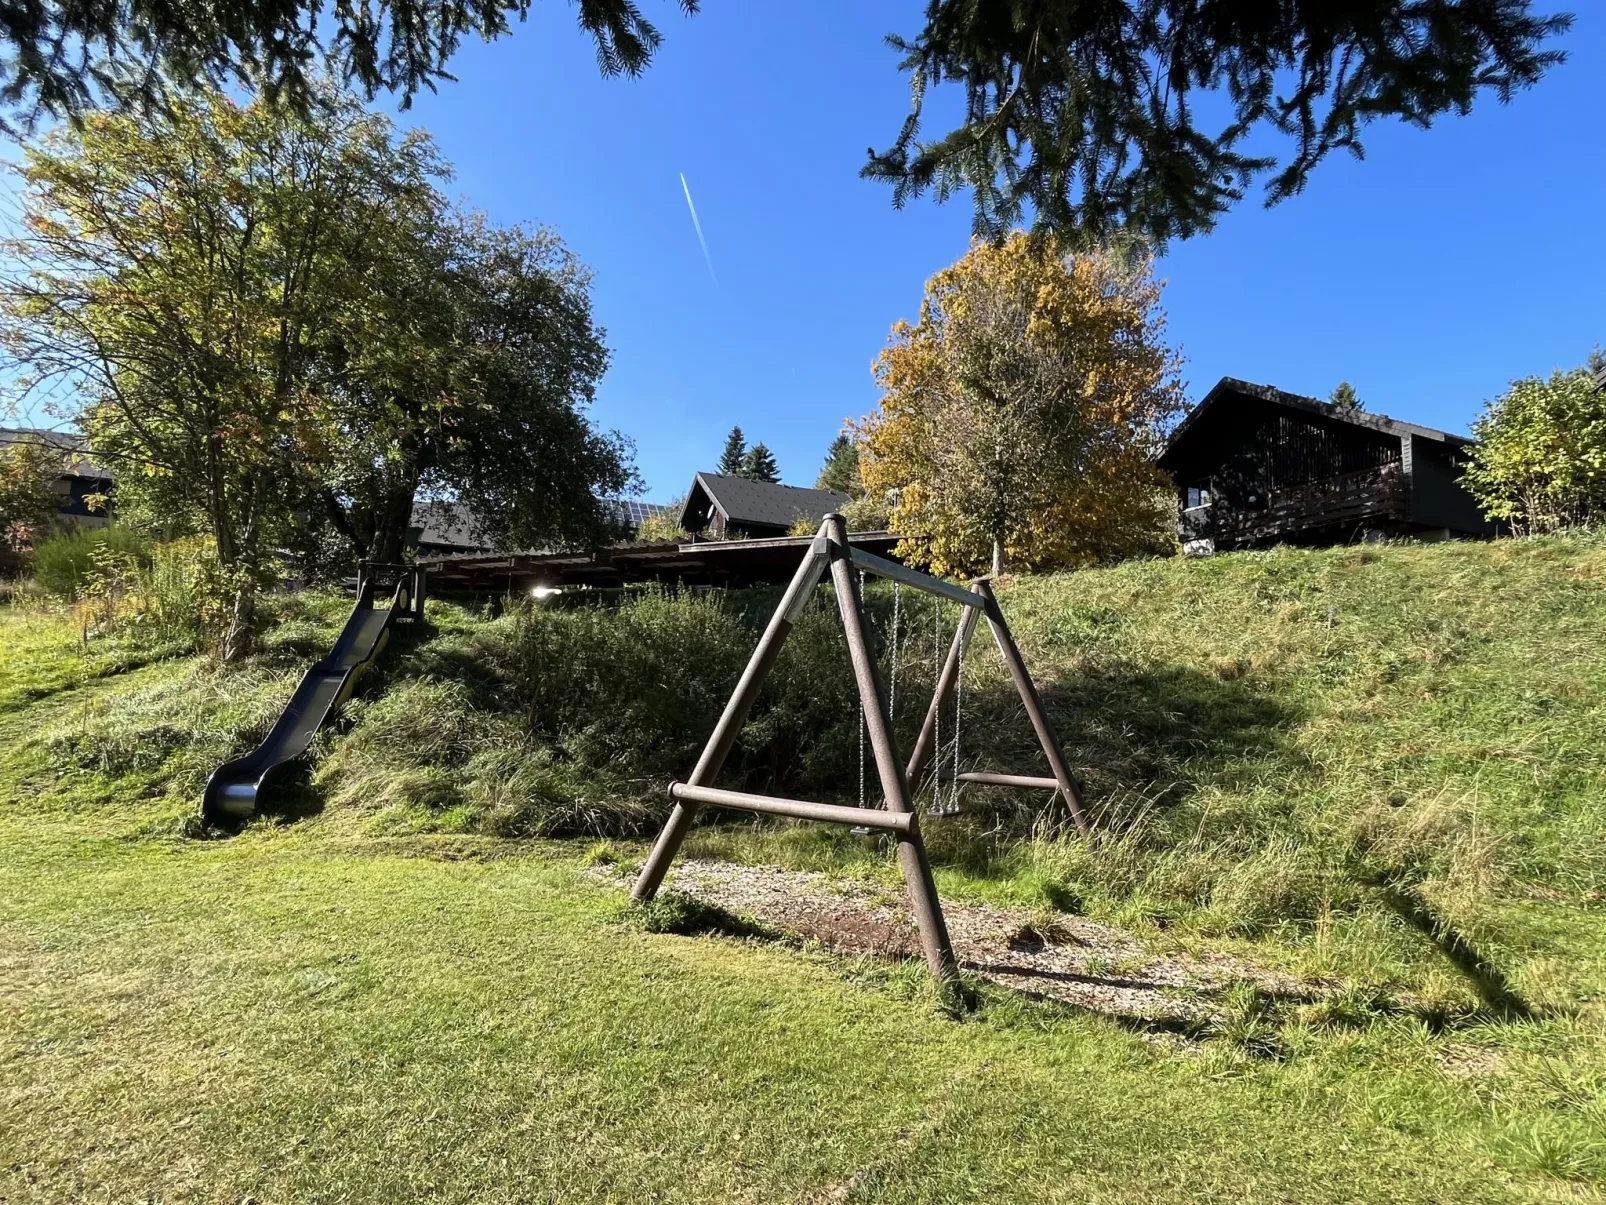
1185, 463, 1406, 548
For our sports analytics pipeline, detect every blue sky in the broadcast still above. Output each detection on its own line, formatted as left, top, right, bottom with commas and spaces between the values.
389, 3, 1604, 502
14, 4, 1604, 503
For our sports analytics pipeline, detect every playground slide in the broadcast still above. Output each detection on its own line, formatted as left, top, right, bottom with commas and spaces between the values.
202, 566, 422, 823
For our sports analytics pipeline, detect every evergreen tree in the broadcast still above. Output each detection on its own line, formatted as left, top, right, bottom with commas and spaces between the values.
815, 433, 862, 496
1330, 382, 1365, 413
717, 426, 747, 476
0, 1, 1565, 249
740, 443, 780, 484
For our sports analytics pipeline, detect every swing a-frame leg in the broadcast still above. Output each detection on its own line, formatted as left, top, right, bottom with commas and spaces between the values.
903, 578, 1092, 838
631, 514, 1089, 987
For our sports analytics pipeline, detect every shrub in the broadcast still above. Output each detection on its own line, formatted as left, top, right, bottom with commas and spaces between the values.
32, 526, 152, 599
0, 439, 63, 571
1463, 365, 1606, 534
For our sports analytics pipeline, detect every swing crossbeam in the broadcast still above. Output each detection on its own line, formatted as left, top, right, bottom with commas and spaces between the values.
667, 781, 916, 834
847, 546, 986, 610
934, 770, 1061, 791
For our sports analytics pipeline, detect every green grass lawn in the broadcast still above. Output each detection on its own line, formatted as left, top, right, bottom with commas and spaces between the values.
2, 539, 1605, 1202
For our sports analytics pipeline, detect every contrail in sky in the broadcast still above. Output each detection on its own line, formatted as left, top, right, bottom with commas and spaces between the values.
679, 172, 717, 285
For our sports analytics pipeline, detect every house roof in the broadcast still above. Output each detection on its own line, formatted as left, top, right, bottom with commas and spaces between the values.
0, 427, 112, 480
1158, 377, 1472, 470
607, 499, 671, 529
681, 473, 851, 532
411, 498, 671, 553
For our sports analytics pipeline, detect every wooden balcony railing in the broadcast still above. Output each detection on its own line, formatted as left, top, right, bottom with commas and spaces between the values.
1181, 463, 1405, 545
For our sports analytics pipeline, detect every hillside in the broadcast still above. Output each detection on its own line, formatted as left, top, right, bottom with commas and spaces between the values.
2, 535, 1604, 1201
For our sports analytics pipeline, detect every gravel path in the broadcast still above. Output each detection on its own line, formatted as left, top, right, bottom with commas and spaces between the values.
629, 858, 1308, 1022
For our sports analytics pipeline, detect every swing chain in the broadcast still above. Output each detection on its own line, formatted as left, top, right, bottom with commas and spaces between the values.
857, 569, 867, 811
949, 616, 964, 814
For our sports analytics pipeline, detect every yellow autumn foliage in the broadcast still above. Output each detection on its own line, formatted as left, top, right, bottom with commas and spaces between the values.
854, 233, 1184, 577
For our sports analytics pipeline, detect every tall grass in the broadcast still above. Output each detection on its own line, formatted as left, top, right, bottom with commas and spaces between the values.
26, 533, 1606, 986
28, 528, 223, 652
31, 525, 152, 598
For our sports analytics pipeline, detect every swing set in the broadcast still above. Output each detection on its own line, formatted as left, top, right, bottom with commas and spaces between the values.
631, 514, 1090, 985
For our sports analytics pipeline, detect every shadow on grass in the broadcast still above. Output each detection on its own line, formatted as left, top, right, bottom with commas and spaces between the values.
632, 890, 781, 941
1375, 883, 1539, 1022
1036, 664, 1302, 821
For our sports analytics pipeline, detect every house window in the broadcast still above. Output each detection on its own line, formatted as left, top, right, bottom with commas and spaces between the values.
1186, 486, 1212, 509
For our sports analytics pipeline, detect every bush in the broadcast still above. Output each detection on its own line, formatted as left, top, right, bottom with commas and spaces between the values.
30, 528, 223, 653
317, 583, 963, 838
32, 526, 152, 599
1464, 364, 1606, 534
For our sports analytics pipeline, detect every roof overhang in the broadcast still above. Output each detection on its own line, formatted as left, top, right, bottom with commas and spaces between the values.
1158, 377, 1472, 471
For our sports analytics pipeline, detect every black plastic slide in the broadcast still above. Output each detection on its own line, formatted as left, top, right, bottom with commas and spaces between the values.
202, 564, 425, 823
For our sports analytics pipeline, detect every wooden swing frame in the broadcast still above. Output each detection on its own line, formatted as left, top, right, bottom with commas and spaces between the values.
630, 514, 1089, 984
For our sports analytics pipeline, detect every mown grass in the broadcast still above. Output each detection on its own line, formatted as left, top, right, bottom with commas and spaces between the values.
2, 815, 1600, 1203
2, 535, 1605, 1200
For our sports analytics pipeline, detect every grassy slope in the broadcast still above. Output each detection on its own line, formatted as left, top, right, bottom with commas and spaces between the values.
2, 537, 1605, 1202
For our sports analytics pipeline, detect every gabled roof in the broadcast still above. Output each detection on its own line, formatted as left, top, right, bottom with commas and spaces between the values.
681, 472, 850, 531
0, 427, 112, 480
1158, 377, 1472, 469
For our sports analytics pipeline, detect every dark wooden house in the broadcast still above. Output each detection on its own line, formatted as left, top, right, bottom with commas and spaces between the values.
1157, 378, 1495, 555
0, 427, 114, 528
679, 473, 850, 540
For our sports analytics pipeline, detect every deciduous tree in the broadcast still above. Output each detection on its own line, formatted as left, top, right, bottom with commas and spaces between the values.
1, 87, 636, 656
856, 233, 1184, 577
318, 212, 634, 564
1, 91, 435, 657
1463, 364, 1606, 535
0, 438, 61, 563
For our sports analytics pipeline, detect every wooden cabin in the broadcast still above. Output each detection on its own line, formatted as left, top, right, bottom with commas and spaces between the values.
1157, 379, 1496, 555
0, 428, 114, 528
679, 473, 850, 540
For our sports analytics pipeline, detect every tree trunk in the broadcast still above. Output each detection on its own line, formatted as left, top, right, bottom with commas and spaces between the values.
221, 580, 256, 663
991, 536, 1006, 578
371, 484, 420, 564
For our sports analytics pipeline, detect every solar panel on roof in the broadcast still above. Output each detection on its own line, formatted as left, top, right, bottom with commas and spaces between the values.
606, 499, 671, 527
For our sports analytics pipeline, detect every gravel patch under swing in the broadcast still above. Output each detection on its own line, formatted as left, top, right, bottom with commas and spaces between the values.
624, 858, 1309, 1021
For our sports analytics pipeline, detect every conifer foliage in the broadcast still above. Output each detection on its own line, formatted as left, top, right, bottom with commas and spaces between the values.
864, 1, 1571, 242
815, 434, 862, 496
716, 427, 747, 476
740, 443, 780, 484
1330, 382, 1365, 413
